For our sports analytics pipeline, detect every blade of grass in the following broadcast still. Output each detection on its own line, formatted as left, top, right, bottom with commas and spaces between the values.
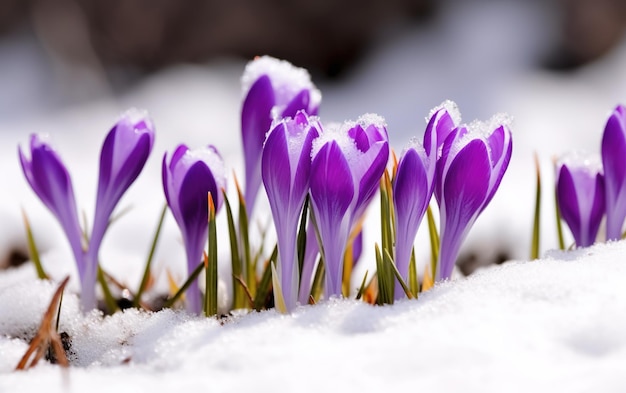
384, 249, 413, 300
271, 262, 287, 313
205, 193, 218, 317
374, 244, 386, 305
309, 257, 325, 302
553, 159, 566, 250
97, 267, 118, 314
21, 209, 48, 280
253, 245, 277, 311
408, 247, 419, 298
297, 195, 309, 280
531, 153, 542, 259
355, 270, 369, 301
163, 261, 204, 308
426, 205, 439, 280
233, 275, 254, 307
234, 175, 255, 297
222, 189, 245, 309
134, 203, 167, 308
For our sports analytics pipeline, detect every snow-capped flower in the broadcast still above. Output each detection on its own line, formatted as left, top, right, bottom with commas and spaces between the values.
556, 153, 605, 247
601, 104, 626, 240
435, 113, 513, 281
241, 56, 321, 217
391, 102, 457, 297
427, 100, 461, 155
310, 115, 389, 298
83, 110, 155, 310
162, 144, 226, 314
18, 135, 86, 299
262, 111, 320, 311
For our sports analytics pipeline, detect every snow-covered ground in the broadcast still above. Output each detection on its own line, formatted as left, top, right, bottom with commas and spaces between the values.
2, 241, 626, 392
1, 1, 626, 391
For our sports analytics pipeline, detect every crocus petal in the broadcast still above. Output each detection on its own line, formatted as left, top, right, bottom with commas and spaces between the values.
310, 141, 354, 297
437, 139, 491, 280
241, 75, 275, 216
483, 125, 513, 210
393, 147, 431, 298
354, 142, 389, 215
557, 165, 583, 244
601, 104, 626, 240
425, 101, 460, 157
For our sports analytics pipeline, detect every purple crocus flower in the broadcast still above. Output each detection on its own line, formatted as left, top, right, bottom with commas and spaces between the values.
310, 115, 389, 298
393, 149, 435, 299
19, 135, 85, 288
556, 153, 605, 247
82, 110, 154, 310
392, 102, 458, 298
241, 56, 321, 217
262, 110, 320, 311
162, 144, 226, 314
601, 104, 626, 240
435, 114, 513, 281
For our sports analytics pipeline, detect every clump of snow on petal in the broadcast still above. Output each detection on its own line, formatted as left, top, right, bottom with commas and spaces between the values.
311, 121, 359, 162
241, 56, 322, 108
183, 146, 226, 188
354, 113, 387, 129
427, 100, 462, 126
467, 112, 513, 140
119, 107, 151, 128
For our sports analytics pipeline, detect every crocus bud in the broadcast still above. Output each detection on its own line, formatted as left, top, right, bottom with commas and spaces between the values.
310, 114, 389, 298
83, 110, 155, 310
556, 153, 605, 247
162, 144, 226, 314
391, 102, 457, 298
18, 135, 86, 301
393, 146, 435, 299
241, 56, 321, 217
601, 104, 626, 240
434, 112, 512, 281
262, 110, 320, 311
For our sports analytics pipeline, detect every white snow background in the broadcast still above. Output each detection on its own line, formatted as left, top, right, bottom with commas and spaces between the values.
1, 1, 626, 391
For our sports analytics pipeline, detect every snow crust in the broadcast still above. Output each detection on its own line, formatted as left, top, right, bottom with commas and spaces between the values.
2, 241, 626, 391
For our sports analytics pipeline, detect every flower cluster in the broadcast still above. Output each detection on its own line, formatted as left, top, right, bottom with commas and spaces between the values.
19, 55, 516, 316
392, 102, 513, 285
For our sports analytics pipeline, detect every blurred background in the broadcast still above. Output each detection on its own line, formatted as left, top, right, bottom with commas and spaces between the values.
0, 0, 625, 120
1, 0, 626, 283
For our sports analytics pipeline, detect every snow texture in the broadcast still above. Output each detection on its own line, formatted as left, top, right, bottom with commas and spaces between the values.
1, 241, 626, 392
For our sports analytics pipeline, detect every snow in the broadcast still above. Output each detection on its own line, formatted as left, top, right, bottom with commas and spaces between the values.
2, 241, 626, 391
2, 0, 626, 390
